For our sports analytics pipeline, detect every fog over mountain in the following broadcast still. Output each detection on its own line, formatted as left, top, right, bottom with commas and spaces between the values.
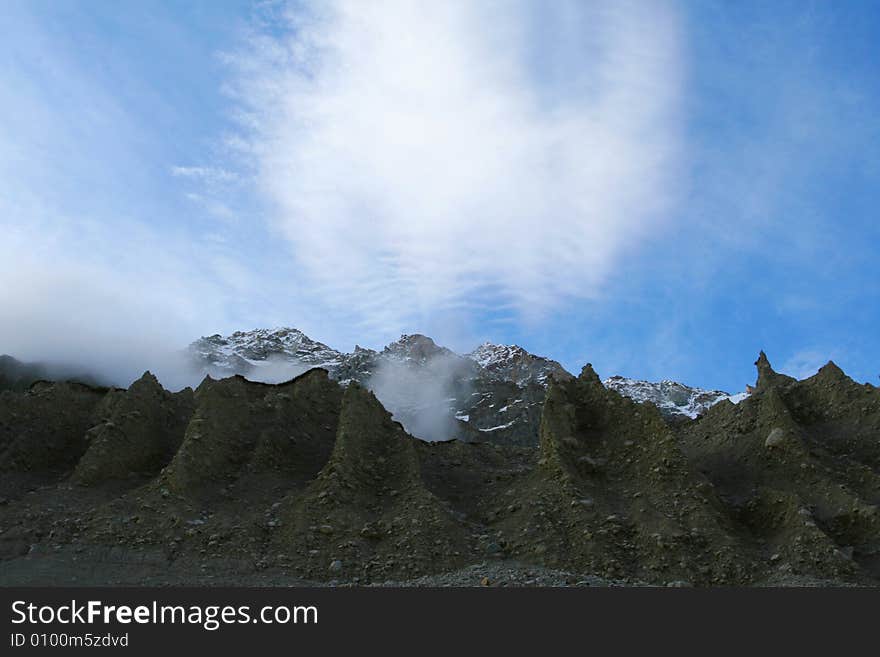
183, 327, 749, 443
3, 325, 750, 445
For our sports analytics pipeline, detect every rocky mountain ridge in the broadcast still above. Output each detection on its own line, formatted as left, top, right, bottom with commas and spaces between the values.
187, 328, 748, 441
188, 330, 573, 445
603, 375, 749, 420
0, 352, 876, 586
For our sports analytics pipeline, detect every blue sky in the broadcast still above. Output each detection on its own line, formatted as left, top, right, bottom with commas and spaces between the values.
0, 0, 878, 392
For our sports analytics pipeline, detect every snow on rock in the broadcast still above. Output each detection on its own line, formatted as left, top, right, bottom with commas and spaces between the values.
187, 327, 749, 441
602, 375, 749, 420
478, 420, 517, 432
467, 343, 572, 387
190, 328, 343, 378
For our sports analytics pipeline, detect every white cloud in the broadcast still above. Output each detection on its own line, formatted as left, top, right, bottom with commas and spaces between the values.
226, 0, 685, 334
0, 5, 271, 389
0, 219, 210, 389
0, 0, 688, 387
171, 166, 240, 184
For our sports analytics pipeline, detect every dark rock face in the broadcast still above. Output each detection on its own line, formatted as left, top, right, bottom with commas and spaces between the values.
162, 369, 343, 497
186, 329, 574, 446
0, 353, 877, 586
754, 350, 798, 391
186, 327, 749, 445
497, 364, 749, 584
277, 384, 471, 580
678, 353, 880, 582
0, 381, 108, 480
73, 372, 195, 485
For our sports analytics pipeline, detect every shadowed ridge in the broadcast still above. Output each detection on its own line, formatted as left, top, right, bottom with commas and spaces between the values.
28, 379, 118, 395
161, 371, 342, 497
793, 360, 864, 408
784, 357, 880, 466
277, 383, 470, 582
0, 381, 107, 480
194, 372, 214, 393
501, 363, 748, 585
1, 350, 879, 586
223, 367, 333, 389
193, 367, 331, 395
677, 357, 880, 583
578, 363, 602, 385
755, 351, 797, 392
73, 371, 196, 486
816, 360, 846, 380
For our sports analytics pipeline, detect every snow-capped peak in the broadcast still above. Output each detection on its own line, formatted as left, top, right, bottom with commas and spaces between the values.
602, 375, 748, 420
467, 342, 572, 386
187, 327, 750, 442
381, 334, 458, 365
189, 327, 343, 375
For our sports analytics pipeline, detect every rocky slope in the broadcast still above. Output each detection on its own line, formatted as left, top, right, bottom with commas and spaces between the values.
187, 328, 743, 443
0, 353, 876, 586
676, 353, 880, 583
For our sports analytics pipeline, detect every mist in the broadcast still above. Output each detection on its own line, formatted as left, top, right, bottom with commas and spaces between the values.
367, 351, 474, 442
228, 355, 312, 386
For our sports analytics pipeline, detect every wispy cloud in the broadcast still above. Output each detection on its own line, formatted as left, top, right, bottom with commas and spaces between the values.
224, 0, 685, 335
170, 165, 240, 184
0, 7, 249, 388
0, 216, 225, 389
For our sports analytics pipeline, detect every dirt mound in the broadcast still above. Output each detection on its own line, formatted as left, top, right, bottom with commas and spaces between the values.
160, 369, 341, 498
491, 364, 748, 585
754, 350, 797, 391
415, 439, 536, 525
0, 381, 107, 481
276, 384, 471, 581
0, 355, 877, 586
73, 372, 195, 485
5, 370, 346, 577
678, 354, 880, 582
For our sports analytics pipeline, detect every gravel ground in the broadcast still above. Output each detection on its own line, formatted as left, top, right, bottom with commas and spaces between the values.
0, 548, 644, 587
369, 561, 644, 587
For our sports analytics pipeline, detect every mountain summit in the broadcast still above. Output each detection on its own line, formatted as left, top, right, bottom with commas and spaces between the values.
187, 328, 747, 442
